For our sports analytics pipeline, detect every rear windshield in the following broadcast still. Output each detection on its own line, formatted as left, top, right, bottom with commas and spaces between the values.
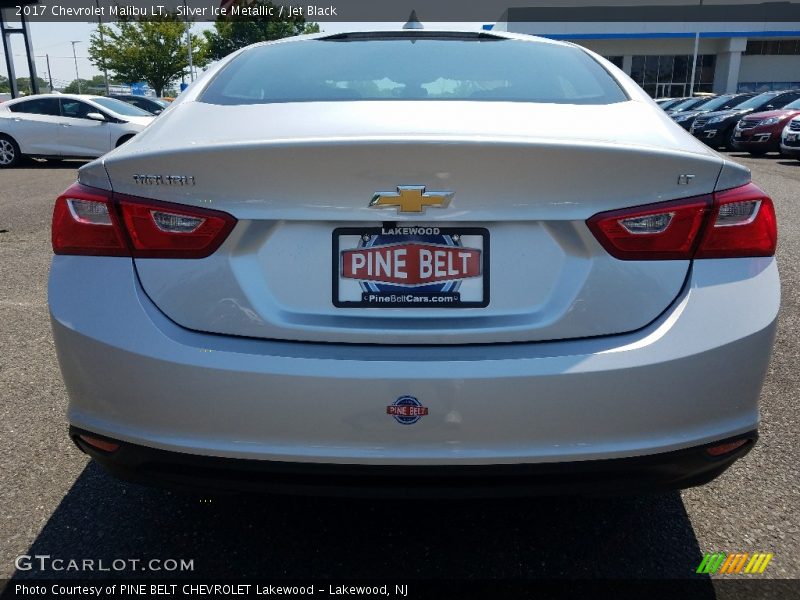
200, 34, 628, 105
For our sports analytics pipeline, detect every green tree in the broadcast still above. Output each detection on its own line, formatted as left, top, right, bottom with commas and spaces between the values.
63, 74, 118, 95
0, 75, 9, 93
89, 15, 208, 97
15, 76, 49, 95
204, 0, 319, 61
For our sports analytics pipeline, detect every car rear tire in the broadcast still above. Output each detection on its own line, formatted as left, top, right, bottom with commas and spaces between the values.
0, 134, 21, 168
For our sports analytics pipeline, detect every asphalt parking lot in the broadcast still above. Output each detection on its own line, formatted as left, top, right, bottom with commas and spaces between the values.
0, 153, 798, 582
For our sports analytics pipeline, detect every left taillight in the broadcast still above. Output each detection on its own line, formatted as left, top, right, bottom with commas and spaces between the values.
52, 183, 236, 258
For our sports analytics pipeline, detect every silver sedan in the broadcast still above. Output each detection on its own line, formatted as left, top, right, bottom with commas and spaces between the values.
48, 29, 779, 496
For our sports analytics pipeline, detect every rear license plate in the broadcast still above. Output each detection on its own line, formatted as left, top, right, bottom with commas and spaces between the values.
333, 226, 489, 308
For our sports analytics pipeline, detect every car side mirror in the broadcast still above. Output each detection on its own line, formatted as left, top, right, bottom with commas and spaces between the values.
86, 112, 106, 122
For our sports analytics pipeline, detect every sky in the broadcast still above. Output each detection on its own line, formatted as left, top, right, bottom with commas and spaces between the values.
2, 21, 487, 89
5, 21, 217, 88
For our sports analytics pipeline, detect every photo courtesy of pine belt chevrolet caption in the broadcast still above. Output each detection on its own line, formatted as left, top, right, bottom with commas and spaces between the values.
45, 27, 780, 496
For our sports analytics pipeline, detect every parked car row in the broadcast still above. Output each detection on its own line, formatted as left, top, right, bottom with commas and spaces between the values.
669, 93, 757, 130
0, 94, 155, 168
658, 89, 800, 157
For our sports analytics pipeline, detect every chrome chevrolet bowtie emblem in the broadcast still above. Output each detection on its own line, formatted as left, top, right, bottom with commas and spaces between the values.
369, 185, 454, 214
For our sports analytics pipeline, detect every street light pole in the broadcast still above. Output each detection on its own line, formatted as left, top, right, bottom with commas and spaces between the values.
96, 0, 110, 95
70, 40, 81, 93
45, 53, 54, 92
688, 0, 704, 96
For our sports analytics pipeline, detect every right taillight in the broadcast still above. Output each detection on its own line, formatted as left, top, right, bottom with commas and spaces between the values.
52, 183, 236, 258
587, 182, 777, 260
695, 183, 777, 258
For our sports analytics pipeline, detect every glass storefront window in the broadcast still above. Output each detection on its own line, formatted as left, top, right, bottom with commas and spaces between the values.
630, 54, 716, 98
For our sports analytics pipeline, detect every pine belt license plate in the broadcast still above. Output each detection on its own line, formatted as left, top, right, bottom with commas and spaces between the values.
333, 226, 490, 308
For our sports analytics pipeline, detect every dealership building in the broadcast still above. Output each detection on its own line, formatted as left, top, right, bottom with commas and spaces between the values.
495, 1, 800, 97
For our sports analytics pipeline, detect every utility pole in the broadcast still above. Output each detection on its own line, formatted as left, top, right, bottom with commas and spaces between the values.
70, 40, 81, 93
95, 0, 110, 94
183, 0, 194, 82
45, 53, 54, 91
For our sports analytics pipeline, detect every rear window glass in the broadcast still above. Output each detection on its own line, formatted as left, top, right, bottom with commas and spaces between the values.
200, 34, 627, 106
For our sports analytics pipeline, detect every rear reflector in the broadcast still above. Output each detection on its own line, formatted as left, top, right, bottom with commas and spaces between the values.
587, 182, 777, 260
78, 434, 120, 453
52, 183, 236, 258
706, 439, 749, 457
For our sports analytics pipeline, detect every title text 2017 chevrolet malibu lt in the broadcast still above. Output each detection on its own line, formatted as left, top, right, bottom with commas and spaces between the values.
49, 30, 779, 496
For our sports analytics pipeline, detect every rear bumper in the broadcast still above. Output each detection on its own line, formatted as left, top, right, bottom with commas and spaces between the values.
70, 426, 757, 497
49, 256, 779, 476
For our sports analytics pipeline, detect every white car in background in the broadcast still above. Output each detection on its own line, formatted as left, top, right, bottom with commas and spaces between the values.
0, 94, 153, 168
780, 116, 800, 160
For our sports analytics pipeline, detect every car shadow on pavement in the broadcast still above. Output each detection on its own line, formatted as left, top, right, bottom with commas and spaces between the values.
12, 461, 716, 593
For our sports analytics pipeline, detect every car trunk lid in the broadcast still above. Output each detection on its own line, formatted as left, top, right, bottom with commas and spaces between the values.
102, 101, 723, 345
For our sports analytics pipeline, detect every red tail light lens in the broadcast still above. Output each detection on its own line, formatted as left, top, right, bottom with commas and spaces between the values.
587, 195, 712, 260
52, 183, 236, 258
52, 185, 129, 256
695, 183, 777, 258
587, 183, 776, 260
116, 193, 236, 258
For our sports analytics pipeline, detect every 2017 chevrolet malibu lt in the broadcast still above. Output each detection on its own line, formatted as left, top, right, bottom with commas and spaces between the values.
0, 94, 154, 168
48, 30, 779, 496
690, 89, 800, 149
